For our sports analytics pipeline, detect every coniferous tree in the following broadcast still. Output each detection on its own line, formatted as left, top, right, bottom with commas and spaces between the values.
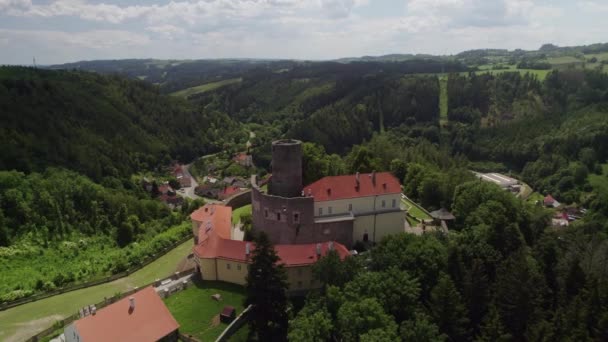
245, 232, 289, 341
430, 274, 471, 340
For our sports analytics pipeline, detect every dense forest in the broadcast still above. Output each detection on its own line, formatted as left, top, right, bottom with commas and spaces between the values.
0, 66, 230, 301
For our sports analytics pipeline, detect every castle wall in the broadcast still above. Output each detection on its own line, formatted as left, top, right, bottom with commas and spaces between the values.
251, 184, 354, 247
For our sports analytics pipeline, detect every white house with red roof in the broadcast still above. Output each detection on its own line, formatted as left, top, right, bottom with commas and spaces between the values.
64, 287, 179, 342
190, 204, 350, 292
303, 171, 405, 243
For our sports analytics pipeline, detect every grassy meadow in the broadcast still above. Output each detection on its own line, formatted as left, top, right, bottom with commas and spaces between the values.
0, 238, 194, 342
171, 78, 242, 98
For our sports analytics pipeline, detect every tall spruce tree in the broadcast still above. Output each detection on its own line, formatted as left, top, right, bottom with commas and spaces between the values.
245, 232, 289, 341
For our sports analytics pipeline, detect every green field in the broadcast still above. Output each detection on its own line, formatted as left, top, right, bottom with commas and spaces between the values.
164, 280, 246, 341
548, 56, 581, 65
0, 238, 194, 342
171, 78, 242, 98
232, 204, 252, 225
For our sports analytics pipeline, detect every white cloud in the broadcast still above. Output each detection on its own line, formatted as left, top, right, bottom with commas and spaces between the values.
145, 25, 186, 40
0, 0, 604, 64
0, 28, 149, 49
580, 1, 608, 12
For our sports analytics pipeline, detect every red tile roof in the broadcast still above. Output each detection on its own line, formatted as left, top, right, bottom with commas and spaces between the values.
191, 205, 349, 266
73, 287, 179, 342
158, 184, 173, 195
190, 204, 232, 240
233, 153, 249, 162
194, 231, 349, 266
544, 195, 556, 205
304, 172, 401, 202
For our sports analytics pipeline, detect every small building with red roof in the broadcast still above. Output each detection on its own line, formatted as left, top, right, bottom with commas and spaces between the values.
544, 194, 560, 208
64, 287, 179, 342
191, 204, 350, 291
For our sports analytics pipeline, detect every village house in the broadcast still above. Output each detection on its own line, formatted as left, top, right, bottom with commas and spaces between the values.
233, 152, 253, 167
64, 287, 179, 342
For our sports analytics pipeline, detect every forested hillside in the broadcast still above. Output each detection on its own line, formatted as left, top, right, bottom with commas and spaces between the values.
0, 67, 241, 302
0, 66, 243, 181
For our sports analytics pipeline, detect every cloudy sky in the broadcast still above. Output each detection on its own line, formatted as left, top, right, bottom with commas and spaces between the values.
0, 0, 606, 65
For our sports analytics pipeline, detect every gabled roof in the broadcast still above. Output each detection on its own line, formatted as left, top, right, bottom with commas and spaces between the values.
73, 287, 179, 342
190, 204, 350, 266
544, 194, 556, 204
304, 172, 401, 202
194, 231, 350, 267
190, 204, 232, 240
430, 208, 455, 221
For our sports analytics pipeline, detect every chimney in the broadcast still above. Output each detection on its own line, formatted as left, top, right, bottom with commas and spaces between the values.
211, 206, 215, 214
308, 188, 312, 196
371, 171, 376, 186
245, 242, 251, 256
328, 242, 334, 251
355, 172, 360, 191
129, 297, 135, 310
316, 243, 321, 257
327, 188, 331, 197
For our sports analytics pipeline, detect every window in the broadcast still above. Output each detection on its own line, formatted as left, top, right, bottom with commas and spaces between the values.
293, 212, 300, 223
297, 268, 303, 276
328, 206, 332, 214
277, 212, 281, 221
264, 209, 268, 218
237, 264, 241, 271
348, 203, 352, 211
319, 207, 323, 216
363, 233, 369, 242
392, 199, 397, 208
381, 200, 386, 208
297, 281, 303, 288
226, 263, 231, 270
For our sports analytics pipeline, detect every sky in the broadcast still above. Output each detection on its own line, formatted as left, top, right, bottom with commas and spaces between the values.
0, 0, 607, 65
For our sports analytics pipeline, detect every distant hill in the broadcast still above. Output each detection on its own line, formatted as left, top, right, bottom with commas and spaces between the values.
47, 59, 297, 94
0, 66, 241, 180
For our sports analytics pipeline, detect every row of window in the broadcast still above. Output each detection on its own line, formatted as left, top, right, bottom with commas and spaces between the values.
263, 209, 301, 223
226, 263, 242, 271
318, 199, 398, 216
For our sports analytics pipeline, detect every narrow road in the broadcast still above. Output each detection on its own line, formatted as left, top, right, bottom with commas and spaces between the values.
180, 163, 200, 200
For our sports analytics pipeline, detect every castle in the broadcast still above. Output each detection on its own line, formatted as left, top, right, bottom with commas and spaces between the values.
251, 139, 406, 248
190, 139, 405, 291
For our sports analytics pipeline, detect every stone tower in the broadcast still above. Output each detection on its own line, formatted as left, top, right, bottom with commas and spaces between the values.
269, 139, 302, 198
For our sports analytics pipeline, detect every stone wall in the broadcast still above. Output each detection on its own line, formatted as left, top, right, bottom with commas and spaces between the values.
251, 182, 354, 247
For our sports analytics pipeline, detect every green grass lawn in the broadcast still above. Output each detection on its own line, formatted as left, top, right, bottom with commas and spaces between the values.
0, 238, 194, 342
526, 192, 545, 205
170, 78, 242, 98
401, 198, 431, 221
164, 279, 245, 342
232, 204, 252, 225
